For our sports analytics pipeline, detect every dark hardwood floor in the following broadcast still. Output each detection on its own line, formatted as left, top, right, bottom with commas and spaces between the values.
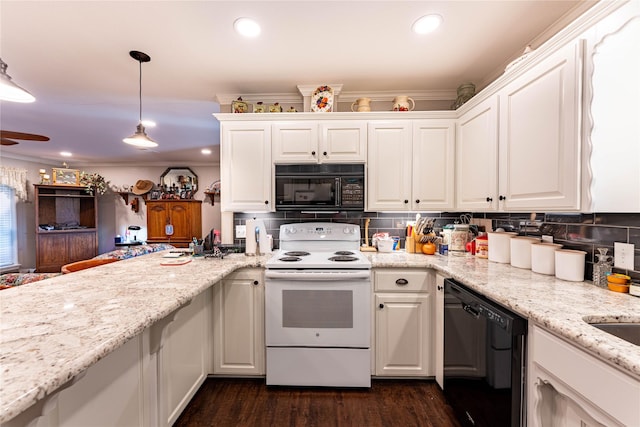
174, 378, 462, 427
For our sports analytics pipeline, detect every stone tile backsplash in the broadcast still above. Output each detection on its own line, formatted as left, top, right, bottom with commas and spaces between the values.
233, 211, 640, 281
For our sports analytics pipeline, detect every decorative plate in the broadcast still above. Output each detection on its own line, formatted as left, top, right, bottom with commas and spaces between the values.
310, 85, 334, 112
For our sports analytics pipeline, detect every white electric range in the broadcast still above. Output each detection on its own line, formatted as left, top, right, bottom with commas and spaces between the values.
264, 222, 372, 388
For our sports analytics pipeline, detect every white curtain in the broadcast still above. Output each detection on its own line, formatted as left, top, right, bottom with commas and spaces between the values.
0, 167, 28, 201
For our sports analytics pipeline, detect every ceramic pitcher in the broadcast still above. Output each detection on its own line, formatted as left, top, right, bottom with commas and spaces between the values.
392, 95, 415, 111
351, 97, 371, 112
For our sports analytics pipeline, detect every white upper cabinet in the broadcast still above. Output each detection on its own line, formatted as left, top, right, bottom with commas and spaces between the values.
220, 121, 273, 212
456, 97, 500, 211
456, 40, 583, 212
498, 40, 583, 211
272, 121, 366, 163
367, 121, 413, 211
412, 120, 456, 211
368, 120, 455, 211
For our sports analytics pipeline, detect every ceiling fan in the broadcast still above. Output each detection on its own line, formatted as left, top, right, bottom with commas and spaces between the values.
0, 130, 50, 146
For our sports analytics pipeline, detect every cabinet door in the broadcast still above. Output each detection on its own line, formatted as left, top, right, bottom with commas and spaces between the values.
367, 121, 412, 211
412, 120, 456, 210
168, 202, 191, 241
37, 233, 69, 272
499, 40, 582, 210
272, 121, 319, 163
147, 202, 169, 241
158, 289, 210, 427
221, 122, 272, 212
55, 335, 146, 427
375, 293, 432, 376
456, 96, 499, 211
320, 121, 367, 163
67, 232, 98, 261
435, 274, 445, 388
213, 269, 265, 375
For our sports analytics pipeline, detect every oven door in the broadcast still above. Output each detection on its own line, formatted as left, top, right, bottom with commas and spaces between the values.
265, 273, 371, 348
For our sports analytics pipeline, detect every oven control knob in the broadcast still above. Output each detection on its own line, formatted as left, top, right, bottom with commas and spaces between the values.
286, 227, 296, 234
343, 227, 352, 234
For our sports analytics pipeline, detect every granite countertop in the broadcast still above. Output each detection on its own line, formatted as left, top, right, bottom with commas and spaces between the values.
1, 250, 639, 423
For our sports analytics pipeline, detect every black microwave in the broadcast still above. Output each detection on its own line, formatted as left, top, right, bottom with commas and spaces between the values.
274, 164, 365, 211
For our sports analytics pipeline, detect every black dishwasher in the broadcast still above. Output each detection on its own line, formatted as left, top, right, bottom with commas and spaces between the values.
443, 279, 527, 427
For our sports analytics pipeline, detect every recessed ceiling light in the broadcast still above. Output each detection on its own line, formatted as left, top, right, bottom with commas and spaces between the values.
201, 148, 212, 155
60, 151, 72, 157
141, 119, 156, 128
234, 17, 261, 38
412, 14, 443, 34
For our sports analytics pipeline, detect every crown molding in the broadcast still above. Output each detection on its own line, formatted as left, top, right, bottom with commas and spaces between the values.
215, 88, 457, 106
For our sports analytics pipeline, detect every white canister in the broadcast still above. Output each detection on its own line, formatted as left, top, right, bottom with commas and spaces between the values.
555, 249, 587, 282
487, 232, 517, 263
530, 243, 563, 275
377, 238, 394, 252
510, 236, 541, 269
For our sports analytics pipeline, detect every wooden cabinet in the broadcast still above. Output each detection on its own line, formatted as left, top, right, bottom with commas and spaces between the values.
34, 184, 98, 272
212, 268, 265, 375
220, 121, 273, 212
528, 324, 640, 427
146, 200, 202, 248
373, 269, 434, 377
367, 120, 455, 211
272, 121, 367, 163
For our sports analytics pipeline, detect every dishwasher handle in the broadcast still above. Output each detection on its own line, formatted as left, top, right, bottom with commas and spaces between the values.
462, 303, 480, 319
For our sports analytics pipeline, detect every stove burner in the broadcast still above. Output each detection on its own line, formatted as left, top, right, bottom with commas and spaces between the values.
284, 251, 310, 257
328, 255, 359, 262
278, 256, 302, 262
334, 251, 355, 256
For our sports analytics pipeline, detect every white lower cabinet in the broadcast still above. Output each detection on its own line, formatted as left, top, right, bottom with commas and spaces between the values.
8, 289, 213, 427
528, 324, 640, 427
213, 268, 265, 375
373, 268, 434, 377
155, 288, 211, 427
30, 334, 148, 427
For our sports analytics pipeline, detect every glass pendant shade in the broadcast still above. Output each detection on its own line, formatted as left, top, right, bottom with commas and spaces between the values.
123, 123, 157, 148
0, 59, 35, 103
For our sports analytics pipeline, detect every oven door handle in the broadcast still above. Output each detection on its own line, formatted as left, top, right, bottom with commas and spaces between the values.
265, 270, 371, 281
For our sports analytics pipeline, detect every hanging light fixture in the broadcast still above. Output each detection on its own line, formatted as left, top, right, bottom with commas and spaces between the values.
123, 50, 157, 148
0, 58, 35, 103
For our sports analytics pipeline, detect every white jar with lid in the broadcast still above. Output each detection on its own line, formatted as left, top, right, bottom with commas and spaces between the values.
488, 232, 517, 263
450, 224, 470, 256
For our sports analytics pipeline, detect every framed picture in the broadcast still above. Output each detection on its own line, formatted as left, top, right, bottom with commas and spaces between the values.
149, 190, 160, 200
52, 168, 80, 186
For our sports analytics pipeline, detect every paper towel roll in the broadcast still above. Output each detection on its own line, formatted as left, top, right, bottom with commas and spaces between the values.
245, 219, 257, 256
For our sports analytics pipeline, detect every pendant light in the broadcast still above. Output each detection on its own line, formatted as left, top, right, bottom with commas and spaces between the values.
0, 58, 35, 103
123, 50, 157, 148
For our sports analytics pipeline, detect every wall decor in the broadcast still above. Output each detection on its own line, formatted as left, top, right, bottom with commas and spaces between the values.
310, 85, 334, 112
232, 97, 250, 113
52, 168, 80, 186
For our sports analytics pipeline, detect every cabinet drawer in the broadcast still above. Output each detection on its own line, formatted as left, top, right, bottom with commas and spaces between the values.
374, 269, 433, 292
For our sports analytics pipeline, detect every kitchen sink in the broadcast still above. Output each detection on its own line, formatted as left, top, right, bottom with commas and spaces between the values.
588, 322, 640, 346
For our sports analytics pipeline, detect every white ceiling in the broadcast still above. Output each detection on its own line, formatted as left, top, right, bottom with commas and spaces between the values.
0, 0, 596, 166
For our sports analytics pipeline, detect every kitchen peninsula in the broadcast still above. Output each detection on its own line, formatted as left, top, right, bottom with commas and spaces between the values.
1, 251, 639, 426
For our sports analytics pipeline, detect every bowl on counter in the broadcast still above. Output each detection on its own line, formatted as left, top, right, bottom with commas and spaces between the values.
608, 282, 630, 293
607, 273, 631, 285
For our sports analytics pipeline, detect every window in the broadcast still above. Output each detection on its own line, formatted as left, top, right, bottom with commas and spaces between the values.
0, 185, 17, 269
